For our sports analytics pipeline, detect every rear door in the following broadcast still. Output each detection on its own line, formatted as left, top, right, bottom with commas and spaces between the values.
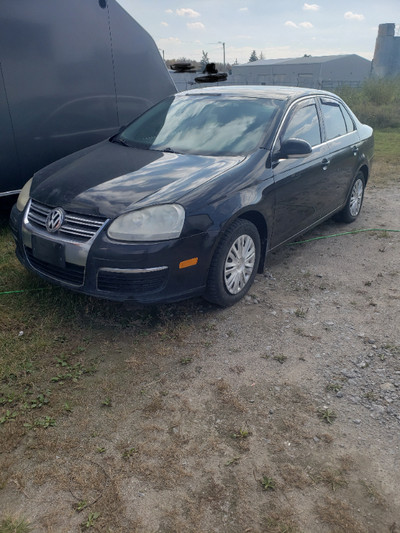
270, 97, 329, 247
318, 97, 361, 211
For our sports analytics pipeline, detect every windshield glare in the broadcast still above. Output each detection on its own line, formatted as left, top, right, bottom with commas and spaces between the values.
119, 95, 283, 156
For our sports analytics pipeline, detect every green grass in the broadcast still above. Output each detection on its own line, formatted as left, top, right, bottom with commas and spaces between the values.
334, 77, 400, 129
0, 516, 31, 533
373, 129, 400, 163
0, 210, 200, 446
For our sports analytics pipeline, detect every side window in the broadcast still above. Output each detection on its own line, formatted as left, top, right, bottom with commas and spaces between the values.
321, 101, 347, 140
281, 103, 321, 147
341, 105, 356, 133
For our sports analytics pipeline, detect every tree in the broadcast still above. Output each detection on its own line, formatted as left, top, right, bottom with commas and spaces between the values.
249, 50, 258, 62
200, 50, 209, 69
259, 51, 265, 60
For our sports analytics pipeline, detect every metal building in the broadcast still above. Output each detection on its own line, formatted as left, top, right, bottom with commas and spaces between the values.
372, 23, 400, 77
231, 54, 371, 89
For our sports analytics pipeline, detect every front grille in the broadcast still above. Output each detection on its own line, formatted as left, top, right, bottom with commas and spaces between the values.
28, 200, 107, 242
97, 268, 168, 294
25, 248, 85, 286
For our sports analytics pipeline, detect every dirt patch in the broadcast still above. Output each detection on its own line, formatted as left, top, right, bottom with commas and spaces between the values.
1, 169, 400, 532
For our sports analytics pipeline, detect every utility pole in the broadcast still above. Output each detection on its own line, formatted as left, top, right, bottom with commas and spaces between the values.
218, 41, 226, 71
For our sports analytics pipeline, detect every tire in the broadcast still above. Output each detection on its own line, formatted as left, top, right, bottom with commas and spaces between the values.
204, 219, 261, 307
335, 172, 365, 223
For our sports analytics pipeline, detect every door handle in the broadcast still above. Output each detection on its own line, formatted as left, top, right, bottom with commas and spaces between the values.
321, 158, 330, 171
352, 145, 359, 156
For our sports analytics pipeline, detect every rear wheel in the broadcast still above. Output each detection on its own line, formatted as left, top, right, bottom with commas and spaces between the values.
204, 219, 261, 307
335, 173, 365, 223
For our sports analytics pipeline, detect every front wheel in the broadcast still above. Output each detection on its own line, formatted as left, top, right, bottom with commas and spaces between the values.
335, 173, 365, 223
204, 219, 261, 307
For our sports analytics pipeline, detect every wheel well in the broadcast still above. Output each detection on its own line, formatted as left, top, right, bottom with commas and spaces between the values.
359, 165, 369, 185
238, 211, 268, 273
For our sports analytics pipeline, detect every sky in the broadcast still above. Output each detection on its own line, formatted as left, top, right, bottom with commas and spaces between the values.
117, 0, 398, 65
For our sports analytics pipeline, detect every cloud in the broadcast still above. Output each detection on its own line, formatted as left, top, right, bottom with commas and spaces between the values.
176, 8, 200, 18
239, 7, 248, 11
285, 20, 313, 29
161, 22, 168, 27
187, 22, 205, 30
344, 11, 364, 21
303, 3, 319, 10
165, 9, 173, 14
158, 37, 182, 45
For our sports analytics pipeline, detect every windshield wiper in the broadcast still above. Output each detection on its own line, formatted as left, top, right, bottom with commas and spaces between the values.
111, 136, 130, 147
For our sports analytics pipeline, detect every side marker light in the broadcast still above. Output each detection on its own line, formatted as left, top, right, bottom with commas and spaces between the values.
179, 257, 198, 269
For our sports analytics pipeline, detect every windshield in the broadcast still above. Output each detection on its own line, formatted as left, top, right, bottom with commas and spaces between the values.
116, 95, 283, 156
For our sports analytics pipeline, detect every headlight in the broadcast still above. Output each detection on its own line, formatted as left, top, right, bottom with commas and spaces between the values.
107, 204, 185, 242
16, 178, 33, 212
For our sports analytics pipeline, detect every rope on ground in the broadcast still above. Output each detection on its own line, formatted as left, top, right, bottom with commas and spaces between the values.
287, 228, 400, 246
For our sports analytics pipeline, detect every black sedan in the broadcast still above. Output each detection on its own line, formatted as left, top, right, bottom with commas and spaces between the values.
10, 86, 373, 306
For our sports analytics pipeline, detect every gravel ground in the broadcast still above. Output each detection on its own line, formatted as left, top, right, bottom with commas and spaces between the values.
1, 180, 399, 532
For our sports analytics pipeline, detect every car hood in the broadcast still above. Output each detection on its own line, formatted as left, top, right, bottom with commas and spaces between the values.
31, 140, 244, 218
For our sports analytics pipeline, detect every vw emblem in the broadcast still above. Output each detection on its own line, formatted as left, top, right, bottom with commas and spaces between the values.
46, 208, 65, 233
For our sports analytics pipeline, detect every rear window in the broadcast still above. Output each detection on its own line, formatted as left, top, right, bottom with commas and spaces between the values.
321, 100, 348, 140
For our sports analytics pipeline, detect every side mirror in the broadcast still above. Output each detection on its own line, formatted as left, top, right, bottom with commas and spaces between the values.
278, 138, 312, 159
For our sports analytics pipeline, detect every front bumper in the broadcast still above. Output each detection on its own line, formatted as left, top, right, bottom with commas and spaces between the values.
11, 203, 217, 303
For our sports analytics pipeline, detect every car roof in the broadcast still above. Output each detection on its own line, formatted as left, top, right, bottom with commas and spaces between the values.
180, 85, 336, 102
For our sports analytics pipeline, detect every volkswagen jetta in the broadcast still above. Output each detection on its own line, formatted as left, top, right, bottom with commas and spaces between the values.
10, 86, 373, 306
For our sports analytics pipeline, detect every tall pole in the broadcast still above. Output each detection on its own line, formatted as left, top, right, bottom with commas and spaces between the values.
218, 41, 226, 71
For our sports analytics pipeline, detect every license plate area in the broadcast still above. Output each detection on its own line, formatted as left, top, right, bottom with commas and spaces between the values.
31, 235, 65, 268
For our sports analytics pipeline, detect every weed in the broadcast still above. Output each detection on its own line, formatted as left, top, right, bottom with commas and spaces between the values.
225, 456, 241, 466
0, 516, 31, 533
25, 391, 51, 409
318, 408, 337, 424
273, 354, 287, 364
23, 416, 56, 430
294, 307, 307, 318
0, 409, 18, 424
319, 469, 348, 491
73, 500, 88, 512
81, 512, 100, 529
360, 480, 385, 506
382, 343, 400, 356
51, 360, 95, 384
326, 382, 342, 393
0, 392, 16, 406
179, 357, 192, 365
202, 323, 217, 332
232, 428, 250, 439
261, 475, 276, 491
122, 447, 138, 459
63, 402, 73, 412
97, 447, 106, 453
101, 397, 112, 407
364, 391, 377, 402
316, 495, 364, 531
